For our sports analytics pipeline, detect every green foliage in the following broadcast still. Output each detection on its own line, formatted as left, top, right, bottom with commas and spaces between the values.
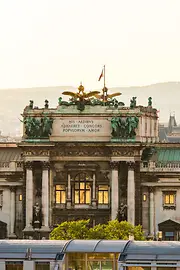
104, 220, 132, 240
104, 220, 145, 240
50, 219, 145, 240
50, 219, 90, 240
88, 224, 106, 240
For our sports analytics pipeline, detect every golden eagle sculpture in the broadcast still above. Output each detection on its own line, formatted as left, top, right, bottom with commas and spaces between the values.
94, 87, 122, 102
62, 84, 100, 101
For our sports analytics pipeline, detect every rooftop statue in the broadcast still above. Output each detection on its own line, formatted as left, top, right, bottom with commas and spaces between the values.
60, 84, 124, 110
94, 86, 122, 102
62, 84, 100, 111
29, 100, 33, 109
44, 99, 49, 109
148, 97, 152, 107
130, 97, 137, 109
62, 84, 100, 102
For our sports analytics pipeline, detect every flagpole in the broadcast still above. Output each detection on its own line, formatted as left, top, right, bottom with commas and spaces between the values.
103, 65, 106, 103
104, 65, 105, 89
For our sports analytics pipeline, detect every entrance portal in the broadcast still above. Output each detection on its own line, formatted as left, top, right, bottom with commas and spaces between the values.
158, 219, 180, 241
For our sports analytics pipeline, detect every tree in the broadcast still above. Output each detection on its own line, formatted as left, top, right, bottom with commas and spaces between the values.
88, 224, 106, 239
104, 220, 145, 240
50, 219, 90, 240
50, 219, 145, 240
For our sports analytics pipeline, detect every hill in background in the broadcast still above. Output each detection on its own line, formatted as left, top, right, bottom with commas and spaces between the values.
0, 82, 179, 136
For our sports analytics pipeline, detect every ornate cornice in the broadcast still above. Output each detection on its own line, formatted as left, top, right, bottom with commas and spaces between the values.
23, 150, 50, 157
50, 147, 110, 157
111, 149, 135, 157
50, 146, 140, 158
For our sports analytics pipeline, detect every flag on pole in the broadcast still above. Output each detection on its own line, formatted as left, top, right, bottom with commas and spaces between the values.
98, 69, 103, 81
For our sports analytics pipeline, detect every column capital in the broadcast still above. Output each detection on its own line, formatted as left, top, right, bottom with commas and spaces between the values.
110, 161, 119, 170
10, 186, 16, 192
127, 161, 135, 171
149, 186, 154, 193
42, 161, 50, 170
24, 161, 33, 169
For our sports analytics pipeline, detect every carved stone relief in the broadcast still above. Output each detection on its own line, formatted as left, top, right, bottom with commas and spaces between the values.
23, 150, 49, 157
50, 147, 110, 157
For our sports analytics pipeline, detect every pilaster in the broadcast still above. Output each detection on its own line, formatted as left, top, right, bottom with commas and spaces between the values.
92, 173, 96, 208
127, 161, 135, 225
9, 186, 17, 239
41, 161, 50, 233
149, 187, 155, 237
24, 161, 33, 232
66, 174, 71, 209
110, 161, 119, 220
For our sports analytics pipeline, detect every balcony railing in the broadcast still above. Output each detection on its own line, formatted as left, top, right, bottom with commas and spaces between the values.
141, 161, 180, 172
0, 161, 23, 171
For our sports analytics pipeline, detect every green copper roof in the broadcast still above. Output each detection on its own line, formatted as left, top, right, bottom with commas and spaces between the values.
157, 149, 180, 162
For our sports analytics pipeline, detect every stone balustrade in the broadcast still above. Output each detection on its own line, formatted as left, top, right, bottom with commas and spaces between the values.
0, 161, 23, 171
141, 161, 180, 172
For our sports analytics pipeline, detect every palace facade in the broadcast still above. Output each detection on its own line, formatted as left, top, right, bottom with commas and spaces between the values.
0, 85, 179, 240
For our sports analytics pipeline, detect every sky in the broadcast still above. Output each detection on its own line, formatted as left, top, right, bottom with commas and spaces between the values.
0, 0, 180, 90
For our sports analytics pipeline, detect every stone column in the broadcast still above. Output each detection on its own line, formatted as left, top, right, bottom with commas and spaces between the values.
149, 187, 155, 236
67, 173, 71, 208
49, 166, 53, 227
24, 161, 33, 231
93, 173, 96, 199
110, 161, 119, 220
9, 187, 16, 238
127, 162, 135, 225
92, 173, 96, 207
41, 162, 50, 230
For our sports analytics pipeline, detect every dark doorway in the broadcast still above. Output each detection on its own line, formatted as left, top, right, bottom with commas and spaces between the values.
0, 220, 7, 239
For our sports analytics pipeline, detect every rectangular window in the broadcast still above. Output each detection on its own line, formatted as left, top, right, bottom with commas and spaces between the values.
163, 191, 176, 209
55, 185, 66, 204
35, 262, 50, 270
74, 182, 91, 204
6, 262, 23, 270
98, 185, 109, 204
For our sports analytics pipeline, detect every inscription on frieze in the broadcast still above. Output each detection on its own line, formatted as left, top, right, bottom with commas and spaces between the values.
50, 117, 111, 142
61, 119, 103, 133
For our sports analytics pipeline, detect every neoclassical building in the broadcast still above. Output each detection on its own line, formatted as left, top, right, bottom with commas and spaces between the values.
0, 85, 179, 240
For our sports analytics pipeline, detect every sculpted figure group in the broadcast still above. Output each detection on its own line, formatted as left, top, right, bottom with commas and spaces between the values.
111, 116, 139, 139
24, 116, 53, 139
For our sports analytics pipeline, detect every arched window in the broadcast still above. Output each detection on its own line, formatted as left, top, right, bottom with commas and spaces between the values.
74, 172, 92, 204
